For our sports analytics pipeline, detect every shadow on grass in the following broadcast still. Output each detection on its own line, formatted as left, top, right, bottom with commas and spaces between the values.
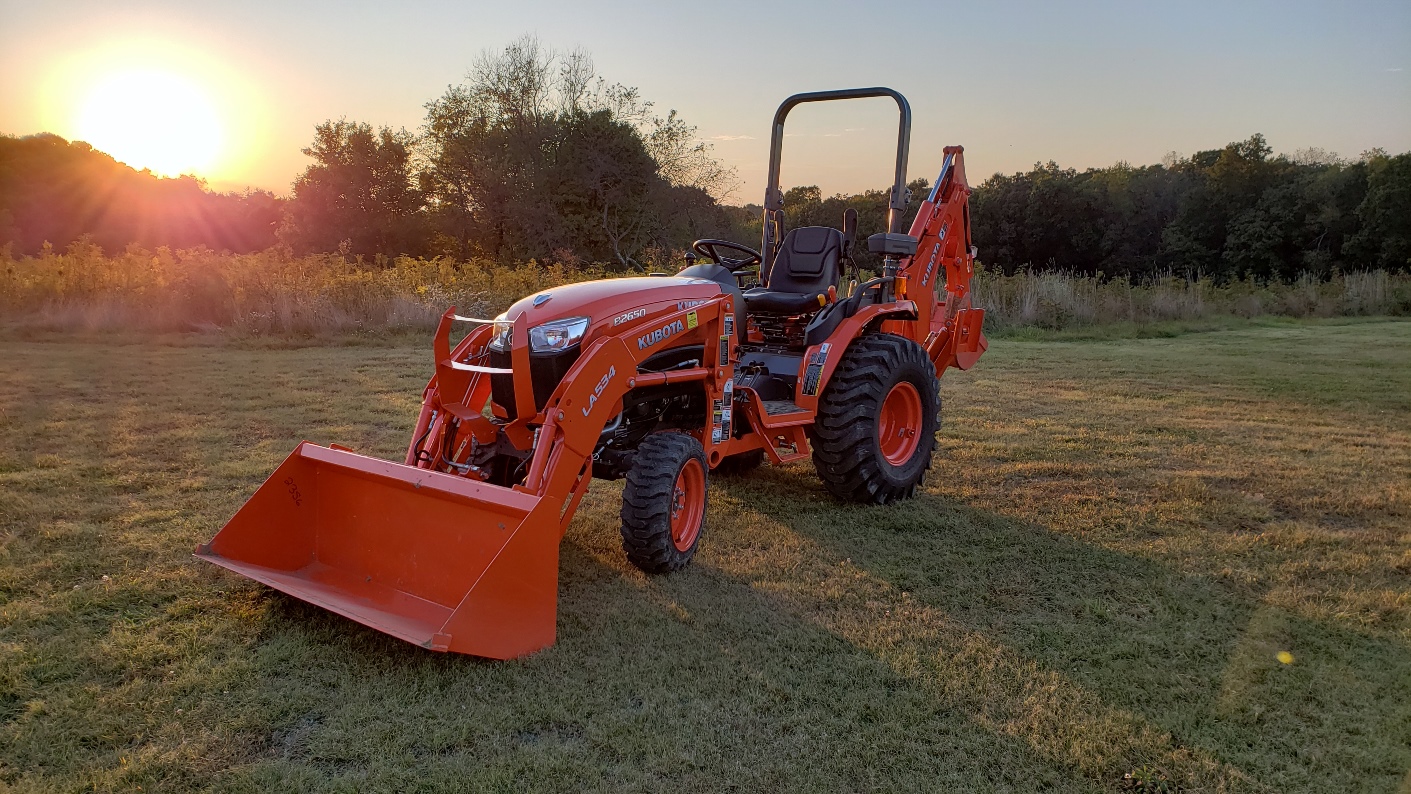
233, 535, 1112, 793
185, 464, 1409, 793
714, 469, 1411, 793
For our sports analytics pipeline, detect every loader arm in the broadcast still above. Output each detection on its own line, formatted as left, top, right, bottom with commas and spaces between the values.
412, 295, 738, 502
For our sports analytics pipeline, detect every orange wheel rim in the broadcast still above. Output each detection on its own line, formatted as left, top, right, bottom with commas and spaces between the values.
878, 381, 923, 466
669, 458, 706, 551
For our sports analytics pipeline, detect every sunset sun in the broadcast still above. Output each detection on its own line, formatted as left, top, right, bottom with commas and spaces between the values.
73, 68, 225, 178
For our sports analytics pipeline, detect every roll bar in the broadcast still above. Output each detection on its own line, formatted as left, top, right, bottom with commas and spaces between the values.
761, 87, 913, 271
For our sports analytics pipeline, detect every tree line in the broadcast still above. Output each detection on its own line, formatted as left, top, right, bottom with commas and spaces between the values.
969, 137, 1410, 279
0, 134, 281, 255
752, 137, 1410, 280
2, 37, 1407, 279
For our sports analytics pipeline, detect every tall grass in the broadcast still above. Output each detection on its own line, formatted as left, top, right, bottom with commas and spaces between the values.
972, 268, 1411, 330
0, 242, 607, 334
3, 242, 1408, 334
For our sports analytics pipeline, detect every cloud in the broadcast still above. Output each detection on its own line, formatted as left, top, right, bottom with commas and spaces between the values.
709, 134, 755, 141
1389, 68, 1404, 72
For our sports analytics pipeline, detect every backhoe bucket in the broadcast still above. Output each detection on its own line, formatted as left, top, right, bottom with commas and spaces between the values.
196, 442, 561, 659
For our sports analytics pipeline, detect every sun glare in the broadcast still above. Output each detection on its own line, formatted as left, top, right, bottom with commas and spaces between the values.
73, 69, 225, 178
38, 37, 269, 187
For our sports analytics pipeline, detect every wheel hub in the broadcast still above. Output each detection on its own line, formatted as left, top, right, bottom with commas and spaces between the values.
878, 381, 923, 466
668, 458, 706, 551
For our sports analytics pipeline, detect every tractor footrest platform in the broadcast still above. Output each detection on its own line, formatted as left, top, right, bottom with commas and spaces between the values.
759, 399, 812, 429
763, 399, 803, 416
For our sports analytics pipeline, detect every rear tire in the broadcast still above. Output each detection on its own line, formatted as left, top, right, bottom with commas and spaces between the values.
811, 333, 940, 504
620, 432, 708, 574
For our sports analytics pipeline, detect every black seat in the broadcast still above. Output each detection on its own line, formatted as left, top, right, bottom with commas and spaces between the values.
744, 226, 843, 315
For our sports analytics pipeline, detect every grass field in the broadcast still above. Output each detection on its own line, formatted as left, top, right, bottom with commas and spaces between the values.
1, 319, 1408, 792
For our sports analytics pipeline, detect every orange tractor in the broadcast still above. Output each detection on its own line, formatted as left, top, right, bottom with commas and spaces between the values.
198, 88, 988, 658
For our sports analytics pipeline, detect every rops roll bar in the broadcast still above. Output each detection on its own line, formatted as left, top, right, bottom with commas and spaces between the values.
761, 87, 912, 271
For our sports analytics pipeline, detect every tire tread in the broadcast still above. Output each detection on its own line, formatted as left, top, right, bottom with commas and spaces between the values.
811, 333, 940, 504
620, 432, 707, 574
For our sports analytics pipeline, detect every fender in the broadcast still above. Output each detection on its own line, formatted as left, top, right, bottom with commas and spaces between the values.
794, 301, 918, 410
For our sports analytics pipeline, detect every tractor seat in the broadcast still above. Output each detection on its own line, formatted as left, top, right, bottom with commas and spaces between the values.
744, 226, 843, 315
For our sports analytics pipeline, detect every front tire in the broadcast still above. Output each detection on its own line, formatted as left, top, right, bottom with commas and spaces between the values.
620, 432, 708, 574
811, 334, 940, 504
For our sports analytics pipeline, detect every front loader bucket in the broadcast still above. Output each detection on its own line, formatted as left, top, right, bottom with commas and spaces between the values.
197, 443, 561, 659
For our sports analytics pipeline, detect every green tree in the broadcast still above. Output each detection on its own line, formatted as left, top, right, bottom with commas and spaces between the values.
282, 121, 425, 256
1347, 152, 1411, 270
965, 132, 1409, 280
420, 36, 734, 266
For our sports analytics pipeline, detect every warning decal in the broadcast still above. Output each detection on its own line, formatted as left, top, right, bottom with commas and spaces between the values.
801, 343, 831, 397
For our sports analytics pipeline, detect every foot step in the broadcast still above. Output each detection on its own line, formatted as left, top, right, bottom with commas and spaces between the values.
763, 400, 804, 416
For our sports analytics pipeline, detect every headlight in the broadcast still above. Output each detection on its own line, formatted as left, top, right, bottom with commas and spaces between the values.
488, 313, 512, 350
529, 316, 589, 352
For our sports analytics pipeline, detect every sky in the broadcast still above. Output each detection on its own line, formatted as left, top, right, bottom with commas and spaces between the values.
2, 0, 1408, 204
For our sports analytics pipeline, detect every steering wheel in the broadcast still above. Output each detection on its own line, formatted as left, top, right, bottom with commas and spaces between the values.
692, 239, 762, 271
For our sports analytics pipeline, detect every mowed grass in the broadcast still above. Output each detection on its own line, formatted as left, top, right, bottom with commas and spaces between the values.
1, 320, 1408, 793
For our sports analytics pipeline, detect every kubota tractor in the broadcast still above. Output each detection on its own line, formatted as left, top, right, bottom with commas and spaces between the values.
198, 88, 988, 659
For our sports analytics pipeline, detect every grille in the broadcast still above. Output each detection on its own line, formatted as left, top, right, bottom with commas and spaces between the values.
488, 345, 581, 420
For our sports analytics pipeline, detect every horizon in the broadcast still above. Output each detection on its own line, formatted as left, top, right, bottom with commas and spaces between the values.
2, 0, 1408, 202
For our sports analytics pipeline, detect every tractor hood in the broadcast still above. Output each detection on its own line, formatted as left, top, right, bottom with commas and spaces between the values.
501, 276, 728, 342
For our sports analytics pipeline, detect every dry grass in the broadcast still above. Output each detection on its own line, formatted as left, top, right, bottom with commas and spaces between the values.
4, 244, 1409, 336
972, 269, 1411, 330
0, 319, 1408, 792
0, 243, 608, 335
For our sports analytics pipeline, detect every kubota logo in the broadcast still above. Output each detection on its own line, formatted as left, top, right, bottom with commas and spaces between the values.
582, 365, 617, 417
637, 319, 685, 350
612, 308, 646, 326
922, 242, 940, 287
922, 222, 950, 287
